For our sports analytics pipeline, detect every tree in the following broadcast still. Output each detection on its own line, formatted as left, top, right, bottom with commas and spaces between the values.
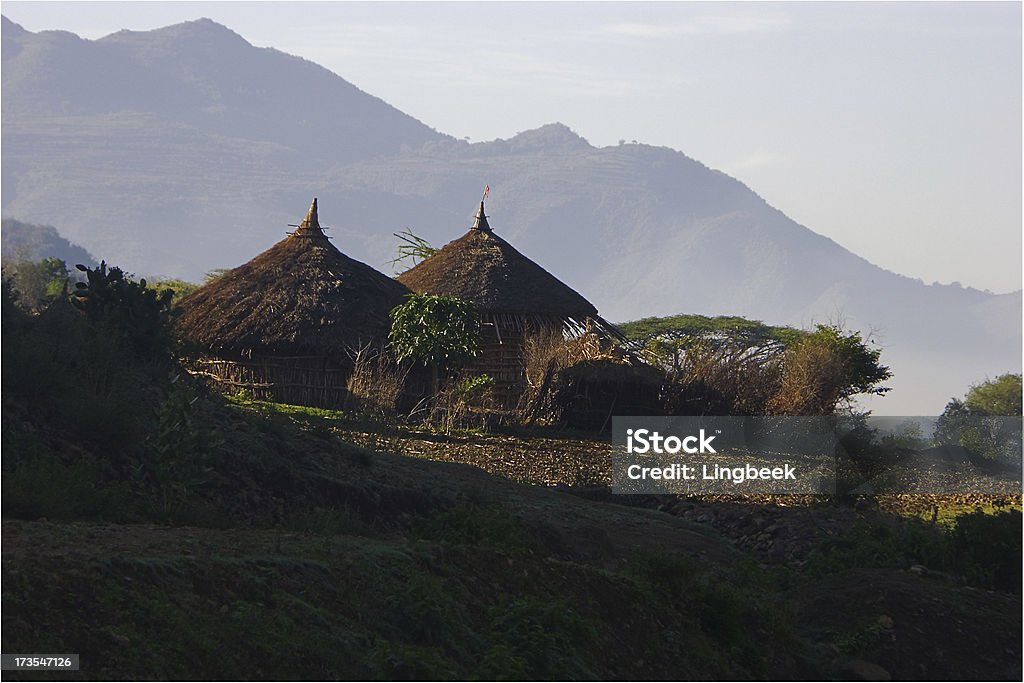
3, 257, 70, 312
965, 373, 1022, 416
71, 261, 173, 357
936, 374, 1022, 462
388, 294, 481, 395
769, 324, 891, 415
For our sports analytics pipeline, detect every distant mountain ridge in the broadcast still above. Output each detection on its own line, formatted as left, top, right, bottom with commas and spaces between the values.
1, 16, 1019, 413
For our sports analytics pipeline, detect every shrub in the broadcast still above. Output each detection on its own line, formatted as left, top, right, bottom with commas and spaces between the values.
769, 325, 890, 416
431, 374, 496, 432
71, 260, 174, 358
345, 344, 410, 418
388, 294, 480, 397
952, 509, 1022, 591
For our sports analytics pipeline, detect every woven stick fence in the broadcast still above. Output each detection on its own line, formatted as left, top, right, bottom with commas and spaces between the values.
188, 354, 355, 408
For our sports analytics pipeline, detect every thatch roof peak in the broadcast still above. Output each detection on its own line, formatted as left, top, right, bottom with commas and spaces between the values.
472, 201, 492, 232
293, 197, 323, 237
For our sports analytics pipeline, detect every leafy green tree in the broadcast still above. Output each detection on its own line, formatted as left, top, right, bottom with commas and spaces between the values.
965, 373, 1022, 416
3, 257, 70, 312
388, 294, 481, 395
936, 374, 1022, 462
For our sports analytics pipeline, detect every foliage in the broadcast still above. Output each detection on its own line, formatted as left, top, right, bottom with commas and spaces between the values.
388, 228, 437, 272
417, 503, 534, 552
662, 340, 783, 416
3, 291, 155, 452
71, 261, 174, 356
481, 598, 600, 680
621, 315, 889, 416
431, 374, 496, 432
951, 509, 1022, 591
803, 511, 1022, 593
879, 420, 929, 450
389, 294, 480, 367
620, 313, 803, 349
389, 294, 481, 398
345, 344, 410, 418
936, 374, 1022, 461
140, 381, 225, 522
149, 277, 200, 302
1, 426, 132, 522
2, 256, 70, 312
965, 373, 1022, 416
769, 325, 891, 415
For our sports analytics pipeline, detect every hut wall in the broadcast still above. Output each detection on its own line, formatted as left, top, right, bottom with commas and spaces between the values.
466, 323, 527, 408
187, 353, 355, 409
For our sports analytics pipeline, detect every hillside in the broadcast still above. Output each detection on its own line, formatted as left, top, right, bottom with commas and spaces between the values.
0, 218, 97, 266
1, 16, 1019, 412
2, 286, 1020, 679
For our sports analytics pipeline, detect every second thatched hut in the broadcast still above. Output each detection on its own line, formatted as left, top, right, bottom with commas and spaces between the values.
397, 200, 622, 407
175, 199, 411, 408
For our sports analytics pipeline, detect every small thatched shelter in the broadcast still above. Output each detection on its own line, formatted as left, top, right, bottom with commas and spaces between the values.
176, 199, 411, 407
398, 200, 622, 406
554, 358, 666, 431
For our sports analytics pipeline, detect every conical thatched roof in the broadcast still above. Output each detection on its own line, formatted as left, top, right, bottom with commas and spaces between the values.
398, 201, 599, 322
176, 199, 411, 356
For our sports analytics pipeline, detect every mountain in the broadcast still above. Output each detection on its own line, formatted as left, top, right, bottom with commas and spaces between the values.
1, 218, 97, 267
1, 17, 1019, 413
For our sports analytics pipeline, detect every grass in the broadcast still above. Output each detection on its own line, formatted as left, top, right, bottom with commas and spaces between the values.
1, 525, 813, 680
2, 370, 1020, 679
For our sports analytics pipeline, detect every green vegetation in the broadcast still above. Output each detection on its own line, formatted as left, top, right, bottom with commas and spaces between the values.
2, 256, 71, 312
803, 511, 1022, 592
389, 293, 481, 395
936, 373, 1022, 462
71, 261, 174, 357
623, 313, 891, 416
964, 373, 1023, 416
389, 228, 438, 272
149, 277, 200, 302
620, 313, 804, 350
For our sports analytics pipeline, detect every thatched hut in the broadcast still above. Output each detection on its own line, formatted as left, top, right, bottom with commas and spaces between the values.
397, 200, 621, 406
175, 199, 411, 407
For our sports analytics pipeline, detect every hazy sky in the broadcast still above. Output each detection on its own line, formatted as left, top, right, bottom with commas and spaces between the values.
4, 1, 1021, 294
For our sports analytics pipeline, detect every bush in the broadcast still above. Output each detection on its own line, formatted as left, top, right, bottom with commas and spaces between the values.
431, 373, 496, 432
483, 598, 600, 680
388, 293, 480, 396
345, 344, 409, 418
769, 325, 891, 416
952, 509, 1022, 592
71, 260, 174, 358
